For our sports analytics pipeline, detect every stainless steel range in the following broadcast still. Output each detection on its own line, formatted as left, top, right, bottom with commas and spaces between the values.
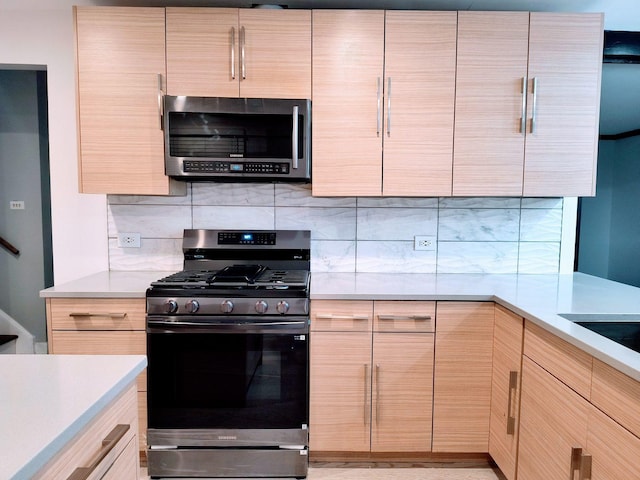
146, 229, 310, 479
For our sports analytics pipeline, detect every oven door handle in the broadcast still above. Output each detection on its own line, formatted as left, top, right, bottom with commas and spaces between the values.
147, 318, 309, 334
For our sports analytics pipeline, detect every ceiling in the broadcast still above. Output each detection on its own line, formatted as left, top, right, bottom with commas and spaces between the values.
5, 0, 640, 135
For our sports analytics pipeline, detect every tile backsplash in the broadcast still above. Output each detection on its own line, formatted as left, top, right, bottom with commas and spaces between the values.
107, 183, 564, 274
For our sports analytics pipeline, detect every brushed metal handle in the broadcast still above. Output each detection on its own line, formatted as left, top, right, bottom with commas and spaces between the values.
530, 77, 538, 134
364, 363, 369, 425
580, 453, 592, 480
507, 370, 518, 435
230, 27, 236, 80
292, 105, 299, 170
377, 315, 432, 321
520, 76, 527, 135
571, 447, 583, 477
386, 77, 391, 137
376, 77, 381, 137
240, 26, 246, 80
66, 424, 130, 480
69, 312, 128, 319
316, 314, 369, 321
375, 364, 380, 425
157, 73, 164, 130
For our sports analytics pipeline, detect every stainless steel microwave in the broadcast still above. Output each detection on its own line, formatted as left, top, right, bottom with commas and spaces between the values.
164, 96, 311, 182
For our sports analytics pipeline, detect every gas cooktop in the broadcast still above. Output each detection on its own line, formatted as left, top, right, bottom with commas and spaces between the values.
150, 265, 310, 290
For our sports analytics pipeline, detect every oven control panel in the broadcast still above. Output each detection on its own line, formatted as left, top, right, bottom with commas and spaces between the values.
218, 232, 276, 245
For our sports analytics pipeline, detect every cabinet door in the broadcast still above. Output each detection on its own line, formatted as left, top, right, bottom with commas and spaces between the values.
371, 333, 433, 452
167, 8, 311, 99
309, 331, 372, 452
312, 10, 385, 196
166, 8, 239, 97
518, 356, 590, 480
382, 11, 456, 197
453, 12, 530, 196
489, 305, 523, 480
433, 302, 494, 452
587, 404, 640, 479
74, 7, 181, 196
522, 13, 603, 197
239, 9, 311, 99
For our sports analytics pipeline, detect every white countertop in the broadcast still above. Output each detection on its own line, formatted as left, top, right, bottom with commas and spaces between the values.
1, 354, 147, 480
312, 272, 640, 382
40, 271, 174, 298
39, 270, 640, 381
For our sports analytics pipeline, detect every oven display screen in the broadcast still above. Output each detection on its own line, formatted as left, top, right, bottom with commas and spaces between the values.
242, 233, 253, 242
218, 232, 277, 245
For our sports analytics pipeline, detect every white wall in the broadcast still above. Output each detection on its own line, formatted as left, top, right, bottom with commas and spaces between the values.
0, 3, 108, 284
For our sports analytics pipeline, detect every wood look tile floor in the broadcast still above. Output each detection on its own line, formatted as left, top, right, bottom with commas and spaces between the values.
141, 465, 505, 479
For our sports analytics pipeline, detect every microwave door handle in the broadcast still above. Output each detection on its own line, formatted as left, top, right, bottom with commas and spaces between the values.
292, 105, 299, 169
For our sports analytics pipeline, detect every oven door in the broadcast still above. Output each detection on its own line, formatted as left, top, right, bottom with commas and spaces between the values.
146, 316, 309, 447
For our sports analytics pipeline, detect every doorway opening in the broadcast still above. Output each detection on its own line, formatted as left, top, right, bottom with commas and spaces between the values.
0, 67, 53, 350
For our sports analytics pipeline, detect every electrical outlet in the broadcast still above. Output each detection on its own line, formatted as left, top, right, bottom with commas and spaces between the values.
9, 201, 25, 210
414, 235, 436, 251
117, 233, 141, 248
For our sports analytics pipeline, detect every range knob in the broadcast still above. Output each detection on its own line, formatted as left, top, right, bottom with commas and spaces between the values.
185, 299, 200, 313
220, 300, 234, 313
164, 299, 178, 314
276, 300, 290, 314
255, 300, 269, 314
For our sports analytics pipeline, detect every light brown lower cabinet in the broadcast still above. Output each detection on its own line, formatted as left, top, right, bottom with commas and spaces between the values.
310, 300, 435, 454
33, 383, 139, 479
517, 356, 590, 480
488, 305, 523, 480
433, 302, 495, 452
46, 297, 148, 451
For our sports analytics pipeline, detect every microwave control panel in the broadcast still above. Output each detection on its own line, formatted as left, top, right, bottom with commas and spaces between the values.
183, 161, 290, 175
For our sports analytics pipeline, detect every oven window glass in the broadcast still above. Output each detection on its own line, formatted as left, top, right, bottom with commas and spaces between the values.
168, 112, 304, 159
147, 331, 308, 429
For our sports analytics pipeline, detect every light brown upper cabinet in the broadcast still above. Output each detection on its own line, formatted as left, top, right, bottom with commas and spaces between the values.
166, 8, 311, 99
312, 10, 457, 197
453, 12, 603, 197
74, 6, 184, 195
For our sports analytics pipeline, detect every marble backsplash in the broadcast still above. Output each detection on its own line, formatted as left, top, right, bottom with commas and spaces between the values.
107, 183, 564, 274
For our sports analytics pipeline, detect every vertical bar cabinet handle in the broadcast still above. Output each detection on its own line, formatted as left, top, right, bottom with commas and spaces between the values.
571, 447, 583, 477
530, 77, 539, 134
580, 453, 592, 480
230, 27, 236, 80
364, 364, 370, 425
506, 370, 518, 435
157, 73, 163, 130
520, 76, 527, 135
240, 26, 246, 80
375, 364, 380, 425
291, 105, 299, 170
386, 77, 391, 137
376, 77, 381, 137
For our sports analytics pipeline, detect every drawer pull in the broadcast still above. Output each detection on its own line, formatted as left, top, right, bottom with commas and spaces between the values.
580, 453, 592, 480
66, 424, 130, 480
571, 447, 583, 476
316, 314, 369, 321
364, 364, 370, 426
377, 315, 431, 321
69, 312, 128, 319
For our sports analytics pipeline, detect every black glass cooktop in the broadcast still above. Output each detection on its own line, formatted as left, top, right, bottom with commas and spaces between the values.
577, 321, 640, 353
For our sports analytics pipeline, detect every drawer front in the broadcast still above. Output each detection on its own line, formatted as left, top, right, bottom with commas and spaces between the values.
33, 383, 139, 479
591, 358, 640, 438
373, 301, 435, 332
523, 321, 593, 400
49, 298, 146, 331
50, 330, 147, 391
311, 300, 373, 332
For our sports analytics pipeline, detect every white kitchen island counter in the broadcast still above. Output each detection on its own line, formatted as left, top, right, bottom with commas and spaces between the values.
1, 354, 146, 480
